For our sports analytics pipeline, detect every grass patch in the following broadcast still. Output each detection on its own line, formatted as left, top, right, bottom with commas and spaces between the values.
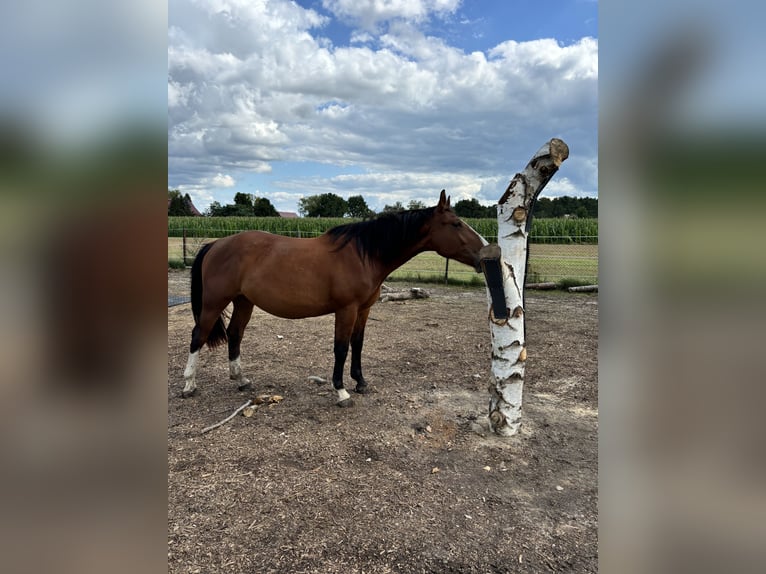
167, 239, 598, 285
386, 272, 485, 287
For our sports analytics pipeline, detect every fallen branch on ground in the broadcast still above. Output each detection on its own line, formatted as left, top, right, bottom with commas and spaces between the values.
379, 287, 430, 302
201, 399, 253, 434
567, 284, 598, 292
525, 282, 558, 290
308, 375, 329, 385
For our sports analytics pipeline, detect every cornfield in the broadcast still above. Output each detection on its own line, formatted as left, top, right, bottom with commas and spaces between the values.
168, 216, 598, 244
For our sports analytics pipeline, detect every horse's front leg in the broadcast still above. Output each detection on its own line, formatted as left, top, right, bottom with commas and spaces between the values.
332, 307, 357, 407
350, 306, 372, 394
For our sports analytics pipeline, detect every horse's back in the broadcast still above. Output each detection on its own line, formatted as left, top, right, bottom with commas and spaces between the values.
203, 231, 369, 319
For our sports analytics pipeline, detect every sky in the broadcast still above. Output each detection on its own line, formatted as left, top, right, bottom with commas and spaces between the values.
168, 0, 598, 214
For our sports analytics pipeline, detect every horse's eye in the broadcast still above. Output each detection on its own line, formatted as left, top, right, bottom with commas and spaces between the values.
452, 221, 461, 228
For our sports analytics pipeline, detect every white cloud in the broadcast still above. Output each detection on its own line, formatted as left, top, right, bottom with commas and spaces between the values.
274, 171, 500, 212
208, 173, 235, 188
322, 0, 461, 29
539, 177, 596, 199
168, 0, 597, 212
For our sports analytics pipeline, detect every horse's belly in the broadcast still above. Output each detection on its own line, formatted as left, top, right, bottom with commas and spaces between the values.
254, 298, 333, 319
246, 284, 337, 319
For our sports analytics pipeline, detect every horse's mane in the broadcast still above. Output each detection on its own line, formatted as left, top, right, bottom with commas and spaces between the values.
326, 207, 436, 264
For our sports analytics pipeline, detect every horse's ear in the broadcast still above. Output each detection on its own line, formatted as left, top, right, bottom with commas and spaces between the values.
437, 189, 447, 211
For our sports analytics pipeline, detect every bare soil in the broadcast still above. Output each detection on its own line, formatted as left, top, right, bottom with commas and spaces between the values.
167, 269, 598, 573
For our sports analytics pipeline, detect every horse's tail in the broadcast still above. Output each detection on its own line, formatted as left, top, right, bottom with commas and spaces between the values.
190, 241, 228, 349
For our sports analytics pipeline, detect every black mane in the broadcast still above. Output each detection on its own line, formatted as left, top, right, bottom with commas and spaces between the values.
326, 207, 436, 265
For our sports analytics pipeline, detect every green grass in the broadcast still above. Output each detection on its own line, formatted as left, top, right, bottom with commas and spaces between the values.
387, 245, 598, 286
168, 239, 597, 285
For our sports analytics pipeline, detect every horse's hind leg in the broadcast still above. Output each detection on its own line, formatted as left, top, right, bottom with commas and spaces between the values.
227, 295, 254, 392
182, 304, 229, 398
182, 325, 203, 397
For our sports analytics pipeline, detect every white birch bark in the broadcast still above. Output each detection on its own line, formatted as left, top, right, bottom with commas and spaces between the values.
486, 138, 569, 436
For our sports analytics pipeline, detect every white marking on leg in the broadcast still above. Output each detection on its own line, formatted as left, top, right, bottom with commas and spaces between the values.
229, 355, 250, 385
182, 350, 198, 394
337, 388, 351, 402
229, 356, 241, 379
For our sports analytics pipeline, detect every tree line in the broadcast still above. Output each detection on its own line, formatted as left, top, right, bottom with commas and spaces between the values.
169, 190, 597, 219
451, 196, 597, 218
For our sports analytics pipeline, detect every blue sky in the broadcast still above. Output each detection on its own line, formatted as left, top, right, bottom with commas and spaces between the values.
168, 0, 598, 214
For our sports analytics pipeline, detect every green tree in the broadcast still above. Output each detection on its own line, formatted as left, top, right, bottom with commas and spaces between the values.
206, 201, 224, 216
581, 197, 598, 217
407, 199, 426, 210
207, 201, 251, 216
574, 206, 589, 219
299, 193, 348, 217
550, 197, 566, 217
252, 196, 279, 216
233, 192, 253, 208
298, 195, 319, 217
530, 196, 598, 219
347, 195, 374, 218
532, 197, 553, 218
207, 193, 279, 216
382, 201, 405, 213
454, 198, 492, 218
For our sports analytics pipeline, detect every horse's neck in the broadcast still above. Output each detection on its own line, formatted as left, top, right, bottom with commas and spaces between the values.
372, 235, 430, 283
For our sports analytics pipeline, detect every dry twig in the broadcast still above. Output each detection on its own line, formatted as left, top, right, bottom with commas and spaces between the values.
201, 400, 253, 434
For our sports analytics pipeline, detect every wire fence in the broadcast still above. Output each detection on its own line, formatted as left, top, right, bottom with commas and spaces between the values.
168, 227, 598, 286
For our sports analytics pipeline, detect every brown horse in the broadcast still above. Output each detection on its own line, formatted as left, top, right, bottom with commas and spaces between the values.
182, 190, 486, 406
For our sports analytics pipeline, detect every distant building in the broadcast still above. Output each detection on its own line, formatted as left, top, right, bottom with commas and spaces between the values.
278, 211, 298, 218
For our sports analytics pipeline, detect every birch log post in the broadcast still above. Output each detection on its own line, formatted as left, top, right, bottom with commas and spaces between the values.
486, 138, 569, 436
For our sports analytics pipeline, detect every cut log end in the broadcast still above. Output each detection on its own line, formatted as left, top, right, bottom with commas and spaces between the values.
549, 138, 570, 166
479, 243, 501, 260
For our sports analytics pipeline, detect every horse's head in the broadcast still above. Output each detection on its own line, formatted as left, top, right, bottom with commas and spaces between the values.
427, 190, 486, 272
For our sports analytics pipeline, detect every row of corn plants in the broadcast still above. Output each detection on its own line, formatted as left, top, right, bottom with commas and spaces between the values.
168, 217, 597, 243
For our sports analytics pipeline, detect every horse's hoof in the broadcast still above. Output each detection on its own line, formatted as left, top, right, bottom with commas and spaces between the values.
237, 381, 252, 392
354, 384, 369, 395
337, 398, 354, 408
180, 388, 198, 398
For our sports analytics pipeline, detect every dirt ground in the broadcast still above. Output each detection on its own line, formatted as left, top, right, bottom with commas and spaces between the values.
167, 269, 598, 573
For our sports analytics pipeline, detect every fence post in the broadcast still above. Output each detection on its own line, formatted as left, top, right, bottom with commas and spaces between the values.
444, 258, 449, 284
182, 227, 187, 266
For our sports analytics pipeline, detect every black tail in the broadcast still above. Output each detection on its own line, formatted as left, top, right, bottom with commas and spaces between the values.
190, 242, 228, 349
